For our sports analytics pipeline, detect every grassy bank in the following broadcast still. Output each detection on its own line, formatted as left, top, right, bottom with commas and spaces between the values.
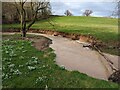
2, 34, 118, 88
3, 16, 118, 42
2, 16, 119, 55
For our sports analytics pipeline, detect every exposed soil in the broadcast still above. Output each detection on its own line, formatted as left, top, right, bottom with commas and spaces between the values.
2, 32, 52, 51
2, 28, 119, 51
29, 36, 52, 51
28, 33, 119, 81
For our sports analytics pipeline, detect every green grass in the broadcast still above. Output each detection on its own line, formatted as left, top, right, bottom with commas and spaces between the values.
2, 34, 118, 88
3, 16, 118, 43
2, 16, 119, 55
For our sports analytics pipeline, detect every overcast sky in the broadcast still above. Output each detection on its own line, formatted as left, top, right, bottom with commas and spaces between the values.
50, 1, 117, 17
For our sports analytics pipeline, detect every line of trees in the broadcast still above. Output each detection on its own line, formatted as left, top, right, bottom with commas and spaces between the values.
64, 9, 93, 16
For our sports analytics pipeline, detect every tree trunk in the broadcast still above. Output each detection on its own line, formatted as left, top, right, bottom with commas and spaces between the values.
22, 29, 26, 37
20, 2, 26, 37
22, 13, 26, 37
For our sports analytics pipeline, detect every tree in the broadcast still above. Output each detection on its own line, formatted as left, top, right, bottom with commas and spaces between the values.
64, 10, 73, 16
111, 1, 120, 17
14, 0, 51, 37
2, 2, 19, 23
40, 2, 52, 19
83, 10, 93, 16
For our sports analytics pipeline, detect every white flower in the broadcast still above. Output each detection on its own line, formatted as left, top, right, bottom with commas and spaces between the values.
5, 51, 9, 54
9, 58, 12, 61
26, 59, 38, 66
7, 62, 11, 65
45, 85, 48, 90
19, 65, 24, 68
35, 76, 47, 84
31, 45, 33, 46
35, 77, 43, 83
42, 65, 46, 68
9, 64, 15, 68
4, 74, 8, 79
13, 69, 22, 75
32, 60, 38, 64
28, 66, 36, 71
60, 65, 65, 70
32, 57, 38, 60
22, 50, 27, 53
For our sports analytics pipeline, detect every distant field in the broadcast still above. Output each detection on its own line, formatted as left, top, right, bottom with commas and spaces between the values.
3, 16, 118, 43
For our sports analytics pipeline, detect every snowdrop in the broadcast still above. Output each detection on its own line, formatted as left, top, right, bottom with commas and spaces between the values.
45, 85, 48, 90
31, 44, 33, 47
9, 50, 17, 57
9, 58, 12, 61
26, 58, 38, 66
33, 60, 38, 64
22, 50, 27, 53
9, 64, 15, 68
19, 65, 24, 68
13, 69, 22, 75
5, 51, 9, 54
42, 65, 46, 68
32, 57, 38, 60
28, 66, 36, 71
4, 74, 8, 80
35, 77, 43, 84
60, 65, 65, 70
7, 62, 11, 65
35, 76, 47, 84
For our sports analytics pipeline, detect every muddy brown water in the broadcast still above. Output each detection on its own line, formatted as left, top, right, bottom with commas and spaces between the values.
27, 33, 118, 81
2, 32, 119, 81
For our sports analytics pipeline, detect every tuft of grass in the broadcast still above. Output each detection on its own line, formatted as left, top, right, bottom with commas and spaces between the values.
2, 34, 118, 88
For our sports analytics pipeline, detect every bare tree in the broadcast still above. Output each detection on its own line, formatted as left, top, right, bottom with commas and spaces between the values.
83, 10, 93, 16
64, 10, 73, 16
14, 0, 51, 37
2, 2, 19, 23
111, 0, 120, 17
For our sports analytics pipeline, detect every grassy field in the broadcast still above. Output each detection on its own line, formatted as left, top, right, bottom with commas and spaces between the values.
2, 16, 119, 55
2, 34, 118, 88
3, 16, 118, 43
36, 16, 118, 42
